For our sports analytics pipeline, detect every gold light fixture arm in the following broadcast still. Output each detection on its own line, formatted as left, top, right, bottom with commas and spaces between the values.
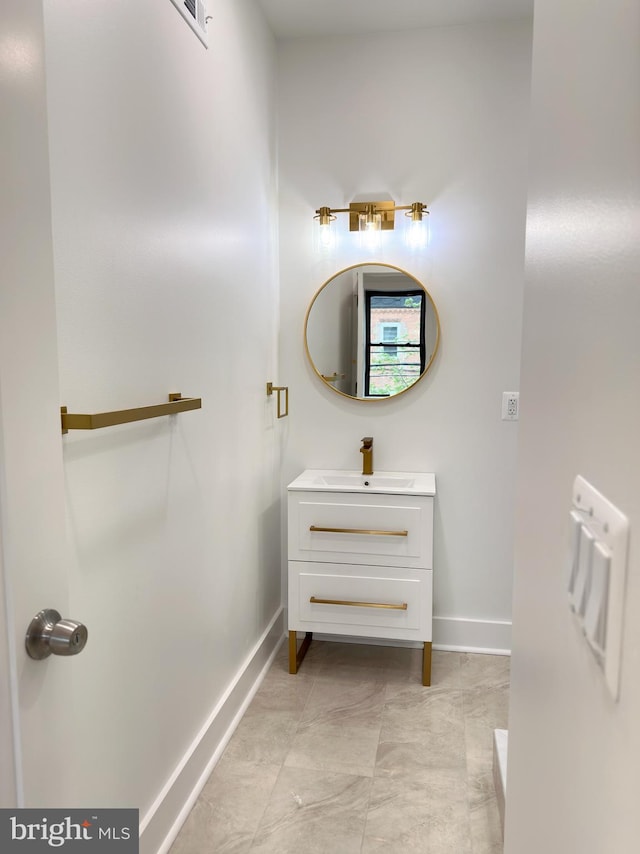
60, 393, 201, 434
314, 205, 349, 220
393, 201, 429, 221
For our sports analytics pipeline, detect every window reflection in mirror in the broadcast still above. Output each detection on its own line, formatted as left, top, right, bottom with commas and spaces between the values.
365, 290, 425, 397
304, 263, 440, 401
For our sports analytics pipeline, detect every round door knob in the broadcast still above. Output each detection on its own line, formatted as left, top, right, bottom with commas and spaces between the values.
25, 609, 88, 660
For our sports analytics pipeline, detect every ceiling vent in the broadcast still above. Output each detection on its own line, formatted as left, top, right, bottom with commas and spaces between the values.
169, 0, 209, 47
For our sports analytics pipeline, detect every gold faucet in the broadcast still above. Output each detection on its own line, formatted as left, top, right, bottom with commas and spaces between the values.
360, 437, 374, 475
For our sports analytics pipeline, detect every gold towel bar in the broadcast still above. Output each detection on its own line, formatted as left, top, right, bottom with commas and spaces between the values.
310, 597, 408, 611
60, 393, 201, 434
309, 525, 408, 537
266, 382, 289, 418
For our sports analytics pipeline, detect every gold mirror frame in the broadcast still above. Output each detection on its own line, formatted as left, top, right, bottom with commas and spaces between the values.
304, 262, 440, 402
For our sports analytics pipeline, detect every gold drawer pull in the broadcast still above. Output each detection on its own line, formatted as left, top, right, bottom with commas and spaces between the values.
310, 596, 408, 611
309, 525, 408, 537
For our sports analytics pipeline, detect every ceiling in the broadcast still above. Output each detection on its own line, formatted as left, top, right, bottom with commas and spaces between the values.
255, 0, 534, 40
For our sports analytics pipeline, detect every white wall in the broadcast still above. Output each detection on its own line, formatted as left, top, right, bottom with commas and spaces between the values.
277, 21, 532, 649
505, 1, 640, 851
36, 0, 280, 844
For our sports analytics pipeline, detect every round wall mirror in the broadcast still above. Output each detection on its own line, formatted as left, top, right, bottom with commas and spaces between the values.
305, 263, 440, 401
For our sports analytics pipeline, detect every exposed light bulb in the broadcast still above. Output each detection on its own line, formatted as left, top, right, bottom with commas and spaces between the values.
358, 207, 382, 251
314, 206, 337, 252
406, 218, 429, 250
365, 232, 380, 251
404, 204, 430, 250
318, 221, 336, 250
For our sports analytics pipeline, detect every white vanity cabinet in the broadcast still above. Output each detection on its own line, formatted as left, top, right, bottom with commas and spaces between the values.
287, 470, 436, 685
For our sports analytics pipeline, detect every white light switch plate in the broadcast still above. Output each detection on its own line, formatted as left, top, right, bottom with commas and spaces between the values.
571, 476, 630, 701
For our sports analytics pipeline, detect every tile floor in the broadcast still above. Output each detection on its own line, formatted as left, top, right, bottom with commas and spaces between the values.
170, 640, 509, 853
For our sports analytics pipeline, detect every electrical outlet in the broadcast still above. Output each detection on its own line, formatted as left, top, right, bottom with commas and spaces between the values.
502, 391, 519, 420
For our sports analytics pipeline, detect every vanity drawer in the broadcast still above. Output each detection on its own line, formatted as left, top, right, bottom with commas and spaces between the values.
288, 561, 432, 641
288, 491, 433, 569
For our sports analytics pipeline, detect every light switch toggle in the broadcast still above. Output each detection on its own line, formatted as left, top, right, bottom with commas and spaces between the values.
583, 540, 611, 656
566, 510, 581, 596
571, 524, 594, 616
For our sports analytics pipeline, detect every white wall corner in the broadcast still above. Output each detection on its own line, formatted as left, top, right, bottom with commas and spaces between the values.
493, 728, 508, 833
433, 616, 512, 654
140, 607, 285, 854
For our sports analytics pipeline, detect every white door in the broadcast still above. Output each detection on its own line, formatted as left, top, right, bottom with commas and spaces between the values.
0, 0, 80, 807
0, 529, 18, 807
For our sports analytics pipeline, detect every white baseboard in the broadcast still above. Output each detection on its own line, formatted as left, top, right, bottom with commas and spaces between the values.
308, 616, 511, 656
140, 607, 285, 854
433, 616, 511, 654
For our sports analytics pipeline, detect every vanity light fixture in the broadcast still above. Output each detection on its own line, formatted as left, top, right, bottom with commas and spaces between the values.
314, 199, 429, 250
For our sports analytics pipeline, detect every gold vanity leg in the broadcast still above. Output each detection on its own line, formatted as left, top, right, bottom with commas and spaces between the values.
288, 631, 298, 674
288, 631, 313, 675
422, 641, 432, 686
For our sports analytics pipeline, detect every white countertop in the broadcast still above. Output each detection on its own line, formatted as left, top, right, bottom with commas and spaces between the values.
287, 469, 436, 496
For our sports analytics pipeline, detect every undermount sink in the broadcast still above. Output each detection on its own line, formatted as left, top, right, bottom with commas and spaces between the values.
287, 469, 436, 496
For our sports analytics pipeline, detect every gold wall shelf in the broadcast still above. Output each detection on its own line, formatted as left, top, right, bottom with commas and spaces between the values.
60, 393, 201, 434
